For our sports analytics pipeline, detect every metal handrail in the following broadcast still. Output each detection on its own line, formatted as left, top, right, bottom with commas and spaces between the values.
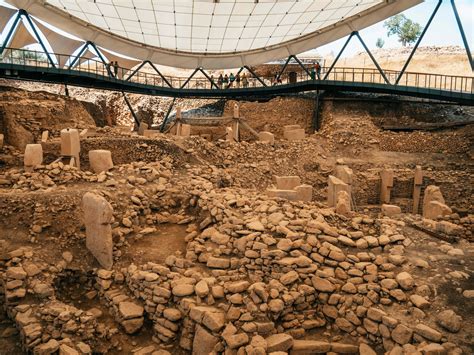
0, 47, 472, 95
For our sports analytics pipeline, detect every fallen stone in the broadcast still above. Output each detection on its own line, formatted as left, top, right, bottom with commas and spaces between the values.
266, 334, 294, 352
436, 310, 462, 333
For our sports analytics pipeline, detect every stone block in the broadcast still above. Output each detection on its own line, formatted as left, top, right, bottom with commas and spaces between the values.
284, 128, 305, 141
143, 130, 159, 138
425, 201, 452, 220
79, 129, 88, 138
83, 192, 114, 269
226, 127, 234, 142
423, 185, 451, 219
335, 165, 353, 185
138, 123, 148, 136
274, 176, 301, 190
176, 107, 182, 119
60, 129, 80, 156
180, 124, 191, 137
89, 150, 114, 174
382, 204, 401, 217
283, 124, 301, 132
258, 131, 274, 145
24, 144, 43, 170
335, 190, 351, 216
295, 184, 312, 202
117, 125, 132, 134
0, 133, 3, 149
266, 189, 299, 201
41, 131, 49, 143
327, 175, 350, 207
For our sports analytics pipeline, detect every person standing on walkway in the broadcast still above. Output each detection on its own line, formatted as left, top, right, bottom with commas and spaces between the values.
229, 72, 235, 87
223, 73, 229, 87
242, 73, 248, 88
113, 61, 119, 77
315, 61, 321, 78
235, 73, 241, 88
218, 73, 223, 89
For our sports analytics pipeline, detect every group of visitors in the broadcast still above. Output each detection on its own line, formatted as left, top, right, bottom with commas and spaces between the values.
213, 72, 249, 89
106, 61, 119, 77
208, 61, 322, 89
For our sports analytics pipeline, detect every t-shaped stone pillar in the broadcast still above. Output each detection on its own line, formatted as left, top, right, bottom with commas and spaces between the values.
82, 192, 114, 269
60, 128, 80, 169
412, 165, 423, 214
24, 144, 43, 172
380, 169, 394, 204
233, 103, 240, 119
327, 175, 351, 208
0, 133, 4, 150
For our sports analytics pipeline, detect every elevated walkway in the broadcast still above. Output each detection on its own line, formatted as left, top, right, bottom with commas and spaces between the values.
0, 48, 473, 105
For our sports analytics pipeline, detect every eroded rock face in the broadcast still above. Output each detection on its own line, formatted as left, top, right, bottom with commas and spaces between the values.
82, 192, 114, 269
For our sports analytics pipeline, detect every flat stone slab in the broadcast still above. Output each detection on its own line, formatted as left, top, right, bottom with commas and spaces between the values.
119, 301, 144, 320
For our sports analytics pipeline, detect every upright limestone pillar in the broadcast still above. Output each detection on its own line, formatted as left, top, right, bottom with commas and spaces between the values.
335, 163, 353, 193
24, 144, 43, 172
412, 165, 423, 214
61, 128, 80, 169
328, 175, 351, 208
175, 107, 183, 136
232, 103, 240, 142
380, 169, 394, 204
83, 192, 114, 269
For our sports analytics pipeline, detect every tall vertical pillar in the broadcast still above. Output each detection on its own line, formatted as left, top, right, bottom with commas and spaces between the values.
380, 169, 394, 204
61, 128, 81, 169
175, 107, 182, 136
412, 165, 423, 214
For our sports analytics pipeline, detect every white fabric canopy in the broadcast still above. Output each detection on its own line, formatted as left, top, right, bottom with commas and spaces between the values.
5, 0, 423, 69
33, 19, 83, 67
0, 6, 16, 37
99, 47, 141, 78
9, 20, 36, 49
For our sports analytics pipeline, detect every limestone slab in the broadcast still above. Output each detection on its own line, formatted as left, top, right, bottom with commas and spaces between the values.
82, 192, 114, 269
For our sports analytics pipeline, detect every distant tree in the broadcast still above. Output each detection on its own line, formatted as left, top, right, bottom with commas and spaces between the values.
384, 14, 422, 46
376, 38, 385, 49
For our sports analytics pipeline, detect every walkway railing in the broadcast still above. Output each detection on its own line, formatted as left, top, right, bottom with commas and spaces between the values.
0, 47, 473, 96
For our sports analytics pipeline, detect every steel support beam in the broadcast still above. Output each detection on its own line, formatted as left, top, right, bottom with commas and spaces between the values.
275, 55, 293, 85
199, 68, 219, 89
122, 92, 140, 127
20, 10, 56, 68
0, 12, 21, 55
451, 0, 473, 71
180, 68, 200, 89
244, 65, 267, 87
88, 42, 114, 77
292, 55, 313, 78
323, 32, 355, 80
395, 0, 443, 84
354, 32, 390, 85
160, 98, 176, 132
68, 43, 88, 69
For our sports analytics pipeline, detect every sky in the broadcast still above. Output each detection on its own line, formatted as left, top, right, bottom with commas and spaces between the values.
0, 0, 473, 61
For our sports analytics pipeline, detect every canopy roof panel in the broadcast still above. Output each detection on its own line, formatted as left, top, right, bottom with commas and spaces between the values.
5, 0, 423, 69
